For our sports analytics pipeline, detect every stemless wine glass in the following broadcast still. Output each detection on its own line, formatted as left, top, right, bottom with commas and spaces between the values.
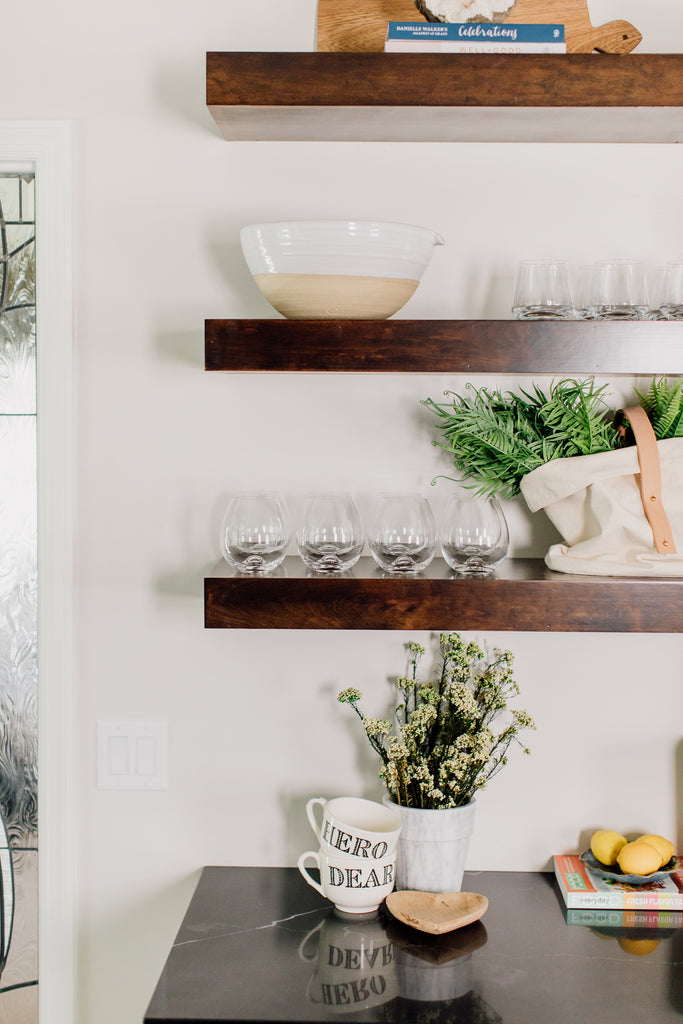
645, 266, 669, 320
296, 493, 364, 573
512, 259, 574, 320
220, 492, 290, 573
660, 260, 683, 320
579, 260, 649, 320
368, 494, 436, 574
441, 494, 509, 576
574, 264, 598, 320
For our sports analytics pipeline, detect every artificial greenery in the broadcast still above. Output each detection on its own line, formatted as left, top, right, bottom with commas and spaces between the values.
422, 377, 621, 499
338, 632, 535, 810
634, 376, 683, 440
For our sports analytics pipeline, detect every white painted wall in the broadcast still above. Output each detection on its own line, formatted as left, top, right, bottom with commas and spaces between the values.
2, 2, 683, 1021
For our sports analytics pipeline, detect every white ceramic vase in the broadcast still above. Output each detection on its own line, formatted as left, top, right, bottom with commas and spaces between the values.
383, 798, 476, 894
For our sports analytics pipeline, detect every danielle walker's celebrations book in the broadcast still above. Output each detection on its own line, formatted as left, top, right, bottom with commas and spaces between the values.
385, 22, 566, 52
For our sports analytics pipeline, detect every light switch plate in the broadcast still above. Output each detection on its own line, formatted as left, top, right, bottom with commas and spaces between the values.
97, 721, 168, 790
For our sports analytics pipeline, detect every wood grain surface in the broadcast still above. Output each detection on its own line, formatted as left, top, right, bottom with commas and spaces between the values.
206, 52, 683, 141
317, 0, 642, 53
207, 53, 682, 109
204, 557, 683, 632
205, 319, 683, 375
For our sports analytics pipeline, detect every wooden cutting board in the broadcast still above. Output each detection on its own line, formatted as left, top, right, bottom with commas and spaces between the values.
317, 0, 642, 54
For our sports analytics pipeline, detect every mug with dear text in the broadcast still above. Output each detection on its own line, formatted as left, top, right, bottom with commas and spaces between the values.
297, 848, 396, 915
306, 796, 401, 861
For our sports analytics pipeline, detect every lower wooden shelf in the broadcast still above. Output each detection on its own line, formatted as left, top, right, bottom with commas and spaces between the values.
204, 556, 683, 632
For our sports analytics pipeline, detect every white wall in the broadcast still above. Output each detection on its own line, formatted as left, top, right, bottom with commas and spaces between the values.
2, 2, 683, 1021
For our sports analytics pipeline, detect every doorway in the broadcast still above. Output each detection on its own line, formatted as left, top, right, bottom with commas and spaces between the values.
0, 124, 74, 1024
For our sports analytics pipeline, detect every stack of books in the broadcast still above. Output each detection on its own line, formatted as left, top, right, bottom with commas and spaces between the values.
564, 907, 683, 929
385, 22, 566, 53
554, 854, 683, 911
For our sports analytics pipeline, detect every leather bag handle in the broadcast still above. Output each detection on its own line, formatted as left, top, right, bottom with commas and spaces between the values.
620, 405, 677, 555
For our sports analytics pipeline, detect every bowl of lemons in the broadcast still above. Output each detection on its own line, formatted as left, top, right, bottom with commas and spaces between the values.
581, 829, 679, 885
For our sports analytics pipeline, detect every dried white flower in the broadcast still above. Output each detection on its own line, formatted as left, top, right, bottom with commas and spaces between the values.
338, 633, 535, 810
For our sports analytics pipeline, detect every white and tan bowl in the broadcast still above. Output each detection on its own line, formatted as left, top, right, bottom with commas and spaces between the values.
240, 220, 445, 319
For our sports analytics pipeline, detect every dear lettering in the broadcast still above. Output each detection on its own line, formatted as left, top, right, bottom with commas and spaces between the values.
322, 821, 389, 859
327, 943, 394, 969
327, 864, 394, 888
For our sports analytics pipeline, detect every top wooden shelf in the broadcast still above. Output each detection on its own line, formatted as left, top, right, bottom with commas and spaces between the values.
206, 52, 683, 143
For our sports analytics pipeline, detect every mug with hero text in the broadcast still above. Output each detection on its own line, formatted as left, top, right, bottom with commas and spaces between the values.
297, 848, 396, 914
306, 796, 402, 861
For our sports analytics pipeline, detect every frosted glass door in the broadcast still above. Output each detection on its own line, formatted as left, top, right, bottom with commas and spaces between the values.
0, 172, 37, 1022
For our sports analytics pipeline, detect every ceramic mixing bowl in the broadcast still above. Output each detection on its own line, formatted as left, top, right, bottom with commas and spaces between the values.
240, 220, 444, 319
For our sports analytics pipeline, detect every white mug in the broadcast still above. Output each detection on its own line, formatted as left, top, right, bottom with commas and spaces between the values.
306, 796, 401, 861
297, 848, 396, 914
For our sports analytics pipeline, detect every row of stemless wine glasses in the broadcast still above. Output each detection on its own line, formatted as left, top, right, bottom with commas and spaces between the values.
512, 258, 683, 320
220, 492, 510, 576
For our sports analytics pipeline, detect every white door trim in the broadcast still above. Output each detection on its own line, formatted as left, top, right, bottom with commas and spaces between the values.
0, 121, 75, 1023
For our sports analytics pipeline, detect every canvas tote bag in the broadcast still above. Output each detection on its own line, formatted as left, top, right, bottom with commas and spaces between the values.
520, 406, 683, 576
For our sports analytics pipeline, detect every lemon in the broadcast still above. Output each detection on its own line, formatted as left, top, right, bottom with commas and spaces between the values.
590, 829, 628, 866
634, 834, 675, 868
616, 840, 661, 876
618, 936, 660, 957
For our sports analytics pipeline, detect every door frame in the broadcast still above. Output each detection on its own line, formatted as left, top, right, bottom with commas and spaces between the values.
0, 121, 75, 1023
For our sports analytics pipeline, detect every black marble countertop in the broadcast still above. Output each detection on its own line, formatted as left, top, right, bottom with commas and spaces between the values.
144, 866, 683, 1024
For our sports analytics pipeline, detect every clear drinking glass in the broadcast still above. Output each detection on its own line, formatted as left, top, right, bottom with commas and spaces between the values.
441, 495, 509, 576
368, 494, 436, 574
660, 261, 683, 320
296, 493, 364, 573
220, 492, 290, 573
574, 265, 597, 319
512, 259, 574, 320
579, 260, 649, 320
645, 266, 669, 320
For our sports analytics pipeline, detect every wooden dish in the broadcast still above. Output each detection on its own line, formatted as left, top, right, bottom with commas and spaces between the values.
386, 890, 489, 935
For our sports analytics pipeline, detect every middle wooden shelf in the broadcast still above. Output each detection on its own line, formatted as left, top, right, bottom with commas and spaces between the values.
205, 319, 683, 374
204, 557, 683, 633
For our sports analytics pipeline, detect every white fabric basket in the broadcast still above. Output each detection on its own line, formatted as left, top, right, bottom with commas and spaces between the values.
520, 412, 683, 577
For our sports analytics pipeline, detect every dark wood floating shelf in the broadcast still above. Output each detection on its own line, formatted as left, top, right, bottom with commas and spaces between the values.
206, 318, 683, 374
204, 557, 683, 632
206, 52, 683, 143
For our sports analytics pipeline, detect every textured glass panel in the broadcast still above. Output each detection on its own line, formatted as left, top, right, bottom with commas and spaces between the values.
0, 305, 36, 415
0, 176, 35, 415
0, 179, 20, 223
0, 416, 37, 846
0, 172, 37, 1019
0, 849, 37, 1010
20, 180, 34, 224
0, 985, 37, 1023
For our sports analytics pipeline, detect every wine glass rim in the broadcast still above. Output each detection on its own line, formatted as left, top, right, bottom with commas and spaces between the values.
301, 490, 356, 499
592, 258, 645, 266
374, 491, 430, 500
517, 258, 568, 266
227, 490, 286, 500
